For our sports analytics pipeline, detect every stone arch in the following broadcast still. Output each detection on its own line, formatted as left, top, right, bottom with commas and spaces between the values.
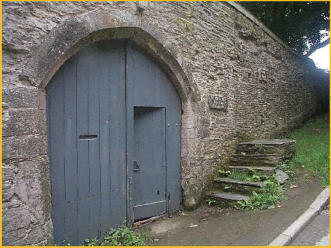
24, 10, 197, 102
23, 9, 201, 215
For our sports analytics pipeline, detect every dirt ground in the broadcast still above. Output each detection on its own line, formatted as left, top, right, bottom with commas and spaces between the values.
140, 167, 324, 246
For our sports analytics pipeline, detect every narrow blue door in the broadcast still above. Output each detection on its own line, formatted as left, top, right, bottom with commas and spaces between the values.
133, 107, 167, 220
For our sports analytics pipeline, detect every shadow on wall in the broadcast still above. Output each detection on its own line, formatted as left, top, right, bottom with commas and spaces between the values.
314, 70, 329, 114
306, 59, 329, 114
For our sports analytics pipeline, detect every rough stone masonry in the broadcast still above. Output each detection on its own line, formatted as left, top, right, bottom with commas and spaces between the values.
2, 1, 325, 245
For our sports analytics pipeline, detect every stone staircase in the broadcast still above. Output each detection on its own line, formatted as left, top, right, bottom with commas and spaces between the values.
207, 139, 295, 206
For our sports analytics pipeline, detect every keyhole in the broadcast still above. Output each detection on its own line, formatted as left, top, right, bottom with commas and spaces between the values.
157, 190, 160, 195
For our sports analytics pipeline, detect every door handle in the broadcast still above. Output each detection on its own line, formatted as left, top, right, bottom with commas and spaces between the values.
133, 160, 140, 172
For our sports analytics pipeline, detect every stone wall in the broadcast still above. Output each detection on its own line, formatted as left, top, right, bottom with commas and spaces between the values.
2, 2, 321, 245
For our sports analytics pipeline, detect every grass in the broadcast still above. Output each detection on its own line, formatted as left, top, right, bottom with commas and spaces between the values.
283, 114, 329, 186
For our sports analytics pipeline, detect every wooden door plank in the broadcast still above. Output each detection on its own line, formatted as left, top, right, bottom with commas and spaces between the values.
77, 199, 90, 244
87, 47, 101, 240
62, 57, 79, 243
98, 45, 112, 237
76, 50, 90, 201
109, 43, 127, 227
64, 201, 78, 244
63, 58, 78, 203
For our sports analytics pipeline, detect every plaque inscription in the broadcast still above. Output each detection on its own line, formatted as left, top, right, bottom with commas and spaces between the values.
208, 95, 228, 111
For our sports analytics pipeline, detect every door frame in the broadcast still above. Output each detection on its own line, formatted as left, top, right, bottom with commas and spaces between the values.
131, 106, 167, 221
126, 103, 171, 224
33, 23, 194, 243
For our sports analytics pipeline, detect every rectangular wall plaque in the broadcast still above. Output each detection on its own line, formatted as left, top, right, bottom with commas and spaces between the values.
208, 95, 228, 111
258, 68, 267, 81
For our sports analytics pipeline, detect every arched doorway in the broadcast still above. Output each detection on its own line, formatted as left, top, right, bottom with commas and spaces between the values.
46, 40, 181, 245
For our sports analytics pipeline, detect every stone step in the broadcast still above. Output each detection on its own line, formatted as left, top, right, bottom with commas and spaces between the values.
205, 139, 294, 208
208, 191, 249, 201
214, 177, 263, 194
228, 165, 275, 176
230, 153, 284, 167
214, 177, 264, 187
236, 139, 295, 158
238, 139, 295, 146
207, 192, 249, 206
236, 147, 295, 157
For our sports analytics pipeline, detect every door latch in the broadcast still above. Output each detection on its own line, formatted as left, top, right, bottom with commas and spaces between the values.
133, 160, 140, 172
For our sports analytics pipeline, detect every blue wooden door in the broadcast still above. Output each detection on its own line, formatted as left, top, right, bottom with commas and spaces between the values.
46, 40, 181, 245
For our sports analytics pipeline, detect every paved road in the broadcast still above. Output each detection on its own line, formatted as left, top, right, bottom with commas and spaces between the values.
290, 205, 329, 246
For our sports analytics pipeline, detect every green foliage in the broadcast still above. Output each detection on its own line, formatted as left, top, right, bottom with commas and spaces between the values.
277, 162, 295, 179
227, 170, 250, 181
218, 166, 284, 210
252, 174, 261, 182
83, 223, 149, 246
236, 176, 285, 210
218, 169, 231, 176
84, 238, 99, 246
240, 2, 330, 55
223, 168, 267, 182
206, 198, 217, 206
61, 241, 72, 246
102, 225, 149, 246
283, 114, 330, 186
